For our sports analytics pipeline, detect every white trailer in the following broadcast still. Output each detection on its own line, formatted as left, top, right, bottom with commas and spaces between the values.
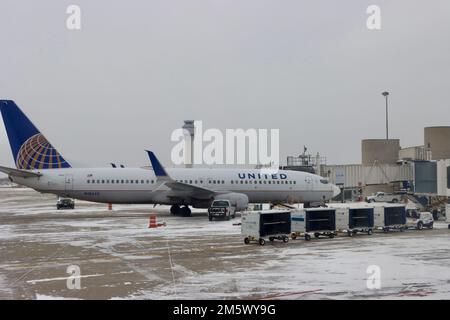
241, 210, 291, 246
374, 204, 407, 232
446, 204, 450, 229
335, 207, 374, 236
291, 208, 337, 241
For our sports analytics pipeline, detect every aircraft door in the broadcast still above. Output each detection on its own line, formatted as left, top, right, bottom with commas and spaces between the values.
305, 175, 313, 191
65, 174, 74, 191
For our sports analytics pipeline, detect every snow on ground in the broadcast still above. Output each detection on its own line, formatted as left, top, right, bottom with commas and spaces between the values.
1, 188, 450, 300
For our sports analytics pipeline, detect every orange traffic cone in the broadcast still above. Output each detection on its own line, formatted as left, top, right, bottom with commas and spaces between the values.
148, 214, 157, 228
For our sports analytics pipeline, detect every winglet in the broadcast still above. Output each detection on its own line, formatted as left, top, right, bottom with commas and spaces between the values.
145, 150, 169, 177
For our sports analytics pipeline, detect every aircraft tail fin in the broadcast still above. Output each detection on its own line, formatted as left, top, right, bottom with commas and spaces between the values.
145, 150, 170, 180
0, 100, 71, 169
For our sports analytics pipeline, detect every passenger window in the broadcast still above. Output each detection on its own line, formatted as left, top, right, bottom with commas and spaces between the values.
107, 180, 110, 184
87, 180, 90, 184
102, 180, 105, 184
189, 180, 192, 184
141, 180, 144, 184
136, 180, 139, 184
111, 180, 114, 184
121, 180, 124, 184
240, 181, 243, 184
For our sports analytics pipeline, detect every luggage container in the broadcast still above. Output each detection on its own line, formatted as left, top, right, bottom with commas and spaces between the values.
241, 210, 291, 246
335, 207, 374, 236
291, 208, 336, 241
447, 204, 450, 229
374, 204, 407, 232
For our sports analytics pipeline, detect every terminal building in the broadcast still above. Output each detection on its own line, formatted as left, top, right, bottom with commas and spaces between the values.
285, 127, 450, 202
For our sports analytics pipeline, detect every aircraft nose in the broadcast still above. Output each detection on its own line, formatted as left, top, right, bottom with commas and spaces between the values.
332, 185, 341, 197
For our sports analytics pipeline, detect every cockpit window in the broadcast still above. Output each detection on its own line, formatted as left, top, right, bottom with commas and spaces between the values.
320, 179, 329, 184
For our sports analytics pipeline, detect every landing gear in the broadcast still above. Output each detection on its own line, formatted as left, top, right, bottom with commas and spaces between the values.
181, 206, 191, 217
170, 205, 180, 215
170, 205, 191, 217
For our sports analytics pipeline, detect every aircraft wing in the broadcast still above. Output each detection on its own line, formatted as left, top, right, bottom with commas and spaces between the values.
146, 150, 216, 198
0, 165, 42, 178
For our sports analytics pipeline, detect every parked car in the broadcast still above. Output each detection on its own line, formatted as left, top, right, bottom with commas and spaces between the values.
208, 200, 236, 221
57, 198, 75, 210
366, 192, 402, 203
406, 211, 434, 230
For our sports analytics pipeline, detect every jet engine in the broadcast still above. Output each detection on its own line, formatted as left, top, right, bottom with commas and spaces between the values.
214, 193, 249, 211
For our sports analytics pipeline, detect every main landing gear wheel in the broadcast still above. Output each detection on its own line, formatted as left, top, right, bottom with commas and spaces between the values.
181, 206, 191, 217
368, 229, 373, 235
170, 205, 180, 215
244, 237, 250, 245
259, 238, 266, 246
305, 234, 311, 241
283, 236, 289, 243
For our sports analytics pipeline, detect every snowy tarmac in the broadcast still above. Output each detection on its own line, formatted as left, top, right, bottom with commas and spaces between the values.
1, 187, 450, 300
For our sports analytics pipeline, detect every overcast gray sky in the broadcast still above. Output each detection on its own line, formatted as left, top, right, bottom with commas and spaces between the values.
1, 0, 449, 174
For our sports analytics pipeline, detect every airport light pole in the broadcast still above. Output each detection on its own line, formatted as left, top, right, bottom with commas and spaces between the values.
382, 91, 389, 140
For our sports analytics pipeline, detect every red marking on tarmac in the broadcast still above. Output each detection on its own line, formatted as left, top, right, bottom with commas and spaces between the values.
259, 289, 323, 300
397, 290, 434, 297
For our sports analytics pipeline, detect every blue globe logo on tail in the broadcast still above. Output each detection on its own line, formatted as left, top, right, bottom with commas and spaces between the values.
16, 133, 71, 170
1, 100, 71, 170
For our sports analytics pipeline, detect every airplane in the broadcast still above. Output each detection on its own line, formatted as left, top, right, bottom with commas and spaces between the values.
0, 100, 341, 216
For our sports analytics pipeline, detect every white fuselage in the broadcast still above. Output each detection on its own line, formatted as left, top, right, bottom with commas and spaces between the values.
10, 167, 339, 207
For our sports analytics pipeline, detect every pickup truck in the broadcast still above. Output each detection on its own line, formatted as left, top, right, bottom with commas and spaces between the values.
208, 200, 236, 221
57, 198, 75, 210
406, 211, 434, 230
366, 192, 402, 203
